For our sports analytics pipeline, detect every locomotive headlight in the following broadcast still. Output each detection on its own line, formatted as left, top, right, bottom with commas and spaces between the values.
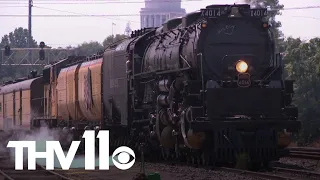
201, 23, 207, 28
235, 60, 248, 73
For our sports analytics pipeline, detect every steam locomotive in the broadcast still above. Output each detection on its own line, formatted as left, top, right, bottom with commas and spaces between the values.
0, 4, 300, 167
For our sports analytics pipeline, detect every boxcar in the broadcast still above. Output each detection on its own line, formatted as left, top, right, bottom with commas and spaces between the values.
0, 77, 43, 130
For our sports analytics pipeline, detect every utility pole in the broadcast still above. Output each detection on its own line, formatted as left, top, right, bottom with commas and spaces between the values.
112, 22, 116, 43
28, 0, 33, 73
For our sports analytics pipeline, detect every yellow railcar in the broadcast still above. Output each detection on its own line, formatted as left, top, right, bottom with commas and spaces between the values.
66, 64, 83, 121
0, 77, 43, 130
56, 64, 84, 121
78, 58, 103, 121
56, 67, 69, 120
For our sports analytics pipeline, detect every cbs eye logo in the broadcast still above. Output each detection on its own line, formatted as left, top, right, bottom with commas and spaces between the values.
112, 146, 136, 170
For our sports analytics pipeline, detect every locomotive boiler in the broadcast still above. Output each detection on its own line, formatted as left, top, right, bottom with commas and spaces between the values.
0, 4, 300, 167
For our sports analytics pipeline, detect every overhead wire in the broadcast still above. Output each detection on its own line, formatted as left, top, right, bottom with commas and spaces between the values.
0, 0, 319, 9
0, 0, 189, 21
0, 0, 200, 21
0, 5, 27, 7
0, 0, 201, 1
275, 5, 320, 11
0, 2, 320, 21
0, 5, 27, 8
0, 0, 203, 5
285, 16, 320, 20
0, 0, 319, 8
0, 14, 141, 17
0, 6, 319, 17
0, 0, 185, 2
0, 0, 320, 12
32, 5, 139, 22
1, 1, 319, 47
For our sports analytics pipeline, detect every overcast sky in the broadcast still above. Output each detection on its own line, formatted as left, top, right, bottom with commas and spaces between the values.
0, 0, 319, 48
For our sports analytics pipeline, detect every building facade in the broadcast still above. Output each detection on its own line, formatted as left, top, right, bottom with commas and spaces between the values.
140, 0, 186, 28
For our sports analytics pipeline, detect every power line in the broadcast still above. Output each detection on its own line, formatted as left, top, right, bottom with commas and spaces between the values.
280, 6, 320, 11
0, 0, 200, 1
1, 6, 320, 18
1, 5, 320, 12
2, 14, 320, 21
33, 5, 84, 14
0, 4, 140, 23
32, 5, 139, 22
0, 5, 27, 8
0, 0, 162, 2
0, 14, 140, 17
287, 16, 320, 20
1, 3, 320, 21
0, 0, 202, 5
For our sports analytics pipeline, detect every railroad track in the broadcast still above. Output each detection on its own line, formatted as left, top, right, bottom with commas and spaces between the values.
137, 156, 320, 180
271, 167, 320, 179
138, 146, 320, 180
217, 166, 320, 180
287, 147, 320, 160
1, 146, 320, 180
0, 156, 74, 180
218, 167, 316, 180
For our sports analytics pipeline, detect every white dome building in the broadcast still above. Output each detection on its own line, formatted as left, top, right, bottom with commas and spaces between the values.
140, 0, 186, 28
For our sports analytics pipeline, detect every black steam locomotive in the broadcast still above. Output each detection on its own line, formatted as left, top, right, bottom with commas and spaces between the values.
122, 4, 300, 166
0, 4, 300, 167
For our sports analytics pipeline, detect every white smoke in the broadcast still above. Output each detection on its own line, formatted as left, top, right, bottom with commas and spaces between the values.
0, 126, 68, 159
0, 125, 67, 167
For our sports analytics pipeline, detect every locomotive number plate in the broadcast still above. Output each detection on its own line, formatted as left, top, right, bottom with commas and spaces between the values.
237, 73, 251, 88
250, 8, 268, 17
200, 8, 221, 17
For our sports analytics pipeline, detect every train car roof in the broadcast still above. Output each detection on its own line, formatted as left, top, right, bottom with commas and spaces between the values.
0, 77, 42, 94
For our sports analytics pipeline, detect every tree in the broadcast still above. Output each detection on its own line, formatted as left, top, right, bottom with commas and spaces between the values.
244, 0, 284, 51
0, 27, 38, 48
284, 37, 320, 144
244, 0, 320, 146
0, 27, 39, 82
74, 41, 104, 57
102, 34, 128, 48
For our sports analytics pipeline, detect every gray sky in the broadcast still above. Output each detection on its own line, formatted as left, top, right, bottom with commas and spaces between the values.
0, 0, 319, 48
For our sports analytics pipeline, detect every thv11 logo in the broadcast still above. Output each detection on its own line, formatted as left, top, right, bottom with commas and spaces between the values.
7, 130, 136, 170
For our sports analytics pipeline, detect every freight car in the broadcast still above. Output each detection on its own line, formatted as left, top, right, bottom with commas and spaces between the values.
0, 4, 301, 167
0, 73, 42, 130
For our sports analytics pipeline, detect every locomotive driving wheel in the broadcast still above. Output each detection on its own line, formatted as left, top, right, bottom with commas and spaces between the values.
201, 152, 210, 166
196, 155, 201, 165
191, 155, 196, 165
161, 147, 170, 160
